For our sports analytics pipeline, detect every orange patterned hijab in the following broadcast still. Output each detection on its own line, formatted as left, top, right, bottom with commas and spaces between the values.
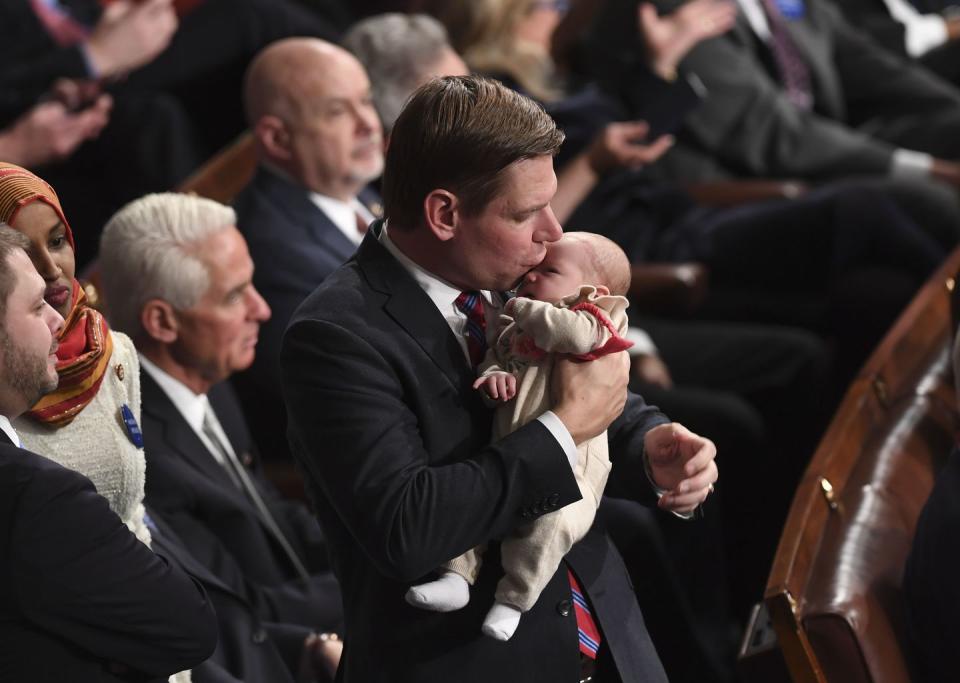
0, 162, 113, 426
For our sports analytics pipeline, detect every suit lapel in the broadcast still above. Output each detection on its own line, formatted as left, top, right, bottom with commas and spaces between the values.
140, 371, 245, 490
356, 224, 473, 391
255, 167, 360, 264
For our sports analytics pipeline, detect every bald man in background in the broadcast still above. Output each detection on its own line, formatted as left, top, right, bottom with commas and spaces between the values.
232, 38, 386, 459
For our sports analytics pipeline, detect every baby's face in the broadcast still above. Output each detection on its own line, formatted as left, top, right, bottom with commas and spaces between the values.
516, 238, 590, 302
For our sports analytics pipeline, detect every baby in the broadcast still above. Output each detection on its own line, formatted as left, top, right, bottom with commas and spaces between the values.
405, 231, 633, 640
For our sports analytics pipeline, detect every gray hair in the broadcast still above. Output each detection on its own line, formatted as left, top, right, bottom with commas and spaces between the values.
343, 13, 454, 133
99, 193, 236, 337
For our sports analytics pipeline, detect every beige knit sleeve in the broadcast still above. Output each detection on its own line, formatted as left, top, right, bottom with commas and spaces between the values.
506, 297, 609, 355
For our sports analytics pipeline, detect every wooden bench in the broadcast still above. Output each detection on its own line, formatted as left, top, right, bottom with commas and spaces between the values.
754, 245, 960, 682
177, 131, 256, 200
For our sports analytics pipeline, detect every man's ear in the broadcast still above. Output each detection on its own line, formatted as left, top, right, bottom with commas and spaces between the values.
423, 189, 459, 242
141, 300, 179, 344
595, 285, 610, 296
254, 115, 293, 161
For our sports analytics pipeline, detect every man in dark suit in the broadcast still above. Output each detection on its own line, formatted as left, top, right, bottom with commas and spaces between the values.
0, 225, 217, 682
234, 38, 385, 459
281, 75, 719, 682
586, 0, 960, 250
98, 193, 343, 678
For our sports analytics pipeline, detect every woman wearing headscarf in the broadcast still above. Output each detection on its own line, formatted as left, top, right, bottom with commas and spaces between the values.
0, 162, 192, 683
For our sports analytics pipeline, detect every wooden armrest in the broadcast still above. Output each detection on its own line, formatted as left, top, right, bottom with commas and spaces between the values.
628, 262, 709, 314
684, 180, 808, 207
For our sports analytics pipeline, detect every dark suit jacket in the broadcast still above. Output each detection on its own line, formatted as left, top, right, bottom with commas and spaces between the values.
0, 433, 217, 682
233, 166, 381, 460
234, 166, 381, 390
145, 508, 308, 683
281, 225, 671, 683
599, 0, 960, 181
140, 371, 343, 630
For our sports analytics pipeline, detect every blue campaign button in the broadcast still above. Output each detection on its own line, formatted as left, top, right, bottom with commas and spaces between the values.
776, 0, 806, 19
120, 404, 144, 449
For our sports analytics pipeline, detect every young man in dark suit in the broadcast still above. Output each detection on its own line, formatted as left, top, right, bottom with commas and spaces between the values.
281, 75, 719, 683
0, 225, 217, 682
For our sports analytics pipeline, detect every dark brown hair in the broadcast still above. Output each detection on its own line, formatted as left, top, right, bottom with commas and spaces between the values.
382, 75, 564, 229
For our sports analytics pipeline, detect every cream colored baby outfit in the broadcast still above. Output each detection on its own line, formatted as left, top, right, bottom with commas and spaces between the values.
445, 285, 631, 612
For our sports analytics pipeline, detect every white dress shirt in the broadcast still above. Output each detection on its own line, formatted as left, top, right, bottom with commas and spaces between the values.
309, 192, 376, 248
380, 225, 578, 468
139, 355, 235, 468
880, 0, 948, 57
0, 415, 20, 447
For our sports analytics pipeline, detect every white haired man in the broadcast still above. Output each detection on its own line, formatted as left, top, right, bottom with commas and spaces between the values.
99, 192, 343, 682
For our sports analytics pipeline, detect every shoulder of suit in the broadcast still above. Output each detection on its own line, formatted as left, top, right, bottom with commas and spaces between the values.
287, 258, 371, 326
0, 444, 93, 497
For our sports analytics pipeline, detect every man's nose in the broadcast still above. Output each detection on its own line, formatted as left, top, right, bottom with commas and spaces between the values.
247, 287, 271, 322
535, 206, 563, 243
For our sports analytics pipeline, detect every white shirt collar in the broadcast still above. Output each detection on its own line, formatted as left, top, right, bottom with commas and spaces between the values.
308, 192, 374, 248
139, 354, 208, 434
379, 224, 494, 361
0, 415, 19, 447
736, 0, 772, 41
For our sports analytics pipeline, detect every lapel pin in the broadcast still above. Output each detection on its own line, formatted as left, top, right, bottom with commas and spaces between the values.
115, 363, 125, 381
120, 404, 144, 449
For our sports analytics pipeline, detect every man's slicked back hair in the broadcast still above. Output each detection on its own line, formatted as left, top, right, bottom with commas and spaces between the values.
382, 75, 564, 229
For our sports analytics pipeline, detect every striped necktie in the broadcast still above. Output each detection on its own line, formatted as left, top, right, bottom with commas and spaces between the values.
759, 0, 813, 110
568, 567, 603, 658
454, 291, 488, 368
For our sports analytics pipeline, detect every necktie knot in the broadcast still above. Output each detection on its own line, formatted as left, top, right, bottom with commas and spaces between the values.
454, 291, 488, 367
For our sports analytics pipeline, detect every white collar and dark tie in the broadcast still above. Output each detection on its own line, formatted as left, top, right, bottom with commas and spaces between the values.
139, 355, 311, 582
309, 192, 375, 247
379, 225, 495, 365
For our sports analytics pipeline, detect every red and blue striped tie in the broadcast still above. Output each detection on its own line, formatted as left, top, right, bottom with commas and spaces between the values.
568, 568, 602, 658
454, 291, 487, 368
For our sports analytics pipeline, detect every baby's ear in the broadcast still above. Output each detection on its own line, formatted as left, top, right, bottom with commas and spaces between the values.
595, 285, 610, 296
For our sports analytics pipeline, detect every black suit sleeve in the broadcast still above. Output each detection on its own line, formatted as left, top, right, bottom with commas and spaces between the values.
11, 463, 218, 677
605, 391, 672, 504
281, 318, 583, 583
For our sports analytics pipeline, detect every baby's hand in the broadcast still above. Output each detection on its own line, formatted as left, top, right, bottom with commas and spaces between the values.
473, 372, 517, 401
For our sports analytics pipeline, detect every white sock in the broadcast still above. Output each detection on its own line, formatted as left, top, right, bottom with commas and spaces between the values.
405, 571, 470, 612
482, 602, 523, 641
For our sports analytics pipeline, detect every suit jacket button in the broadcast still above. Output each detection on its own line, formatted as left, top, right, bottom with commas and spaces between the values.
241, 452, 254, 467
252, 627, 268, 644
556, 599, 572, 617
